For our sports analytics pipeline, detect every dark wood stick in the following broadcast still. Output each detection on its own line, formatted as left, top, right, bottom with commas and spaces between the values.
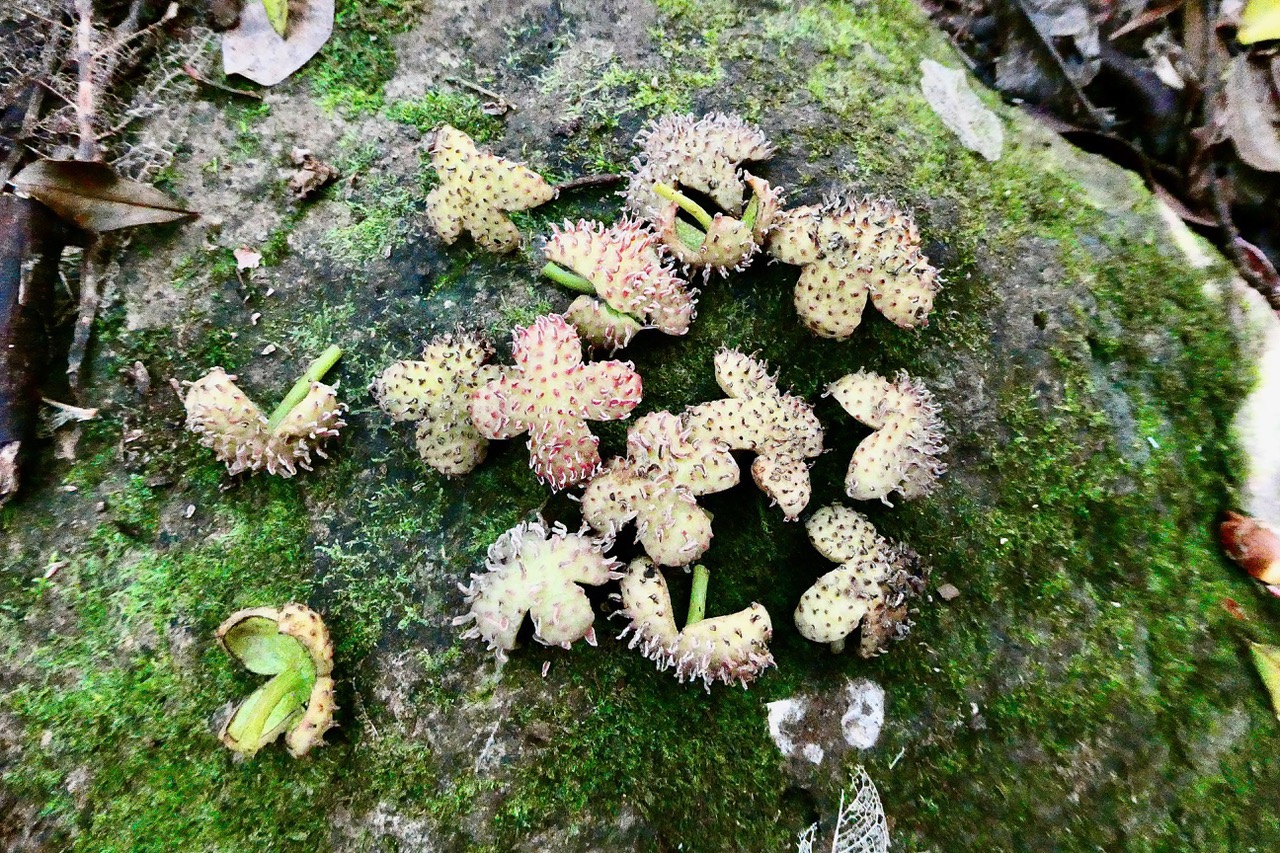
0, 197, 67, 505
553, 173, 624, 193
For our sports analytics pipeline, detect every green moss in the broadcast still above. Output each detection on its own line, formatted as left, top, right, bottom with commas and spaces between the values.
385, 91, 503, 143
321, 181, 417, 265
491, 652, 793, 849
303, 0, 421, 114
1, 0, 1276, 850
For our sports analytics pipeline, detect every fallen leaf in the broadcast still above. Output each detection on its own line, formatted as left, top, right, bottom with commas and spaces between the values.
1224, 54, 1280, 172
234, 247, 262, 272
1220, 510, 1280, 583
1235, 236, 1280, 297
10, 160, 194, 233
920, 60, 1004, 161
263, 0, 288, 37
1250, 643, 1280, 720
223, 0, 333, 87
287, 148, 339, 199
1223, 598, 1247, 620
1239, 0, 1280, 44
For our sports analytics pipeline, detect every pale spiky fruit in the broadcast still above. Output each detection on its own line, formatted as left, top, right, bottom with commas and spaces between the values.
794, 505, 925, 656
425, 125, 556, 253
371, 333, 503, 476
546, 219, 696, 342
563, 295, 646, 352
625, 113, 779, 274
184, 368, 268, 476
685, 349, 822, 520
454, 517, 623, 661
827, 369, 946, 504
615, 558, 774, 690
768, 197, 940, 339
184, 369, 346, 478
581, 411, 739, 567
215, 603, 337, 758
468, 315, 643, 489
265, 382, 346, 477
656, 174, 782, 273
625, 113, 775, 221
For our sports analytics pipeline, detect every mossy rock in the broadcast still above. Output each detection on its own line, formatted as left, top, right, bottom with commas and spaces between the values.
1, 1, 1277, 851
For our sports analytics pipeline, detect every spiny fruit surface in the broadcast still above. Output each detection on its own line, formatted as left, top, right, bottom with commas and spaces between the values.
794, 505, 926, 656
615, 558, 774, 690
545, 219, 696, 344
454, 517, 622, 661
184, 369, 345, 478
371, 333, 503, 476
768, 197, 940, 339
657, 173, 781, 274
625, 112, 774, 220
183, 368, 268, 476
468, 314, 643, 489
625, 113, 779, 273
425, 125, 556, 253
581, 411, 739, 567
685, 349, 822, 520
563, 295, 646, 352
826, 369, 947, 504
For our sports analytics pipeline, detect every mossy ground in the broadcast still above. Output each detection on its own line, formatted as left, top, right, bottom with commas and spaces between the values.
2, 1, 1278, 851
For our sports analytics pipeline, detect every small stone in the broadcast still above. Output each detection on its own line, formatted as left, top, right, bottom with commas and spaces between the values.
937, 582, 960, 601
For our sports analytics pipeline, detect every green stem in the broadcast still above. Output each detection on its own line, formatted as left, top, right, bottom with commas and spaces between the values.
654, 182, 715, 231
266, 344, 342, 432
742, 193, 761, 230
686, 564, 710, 627
541, 261, 597, 295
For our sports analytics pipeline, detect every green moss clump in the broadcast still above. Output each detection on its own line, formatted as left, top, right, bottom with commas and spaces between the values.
385, 91, 503, 143
304, 0, 422, 115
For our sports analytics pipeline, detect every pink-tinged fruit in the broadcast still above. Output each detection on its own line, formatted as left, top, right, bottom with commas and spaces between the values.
468, 315, 643, 489
581, 411, 739, 567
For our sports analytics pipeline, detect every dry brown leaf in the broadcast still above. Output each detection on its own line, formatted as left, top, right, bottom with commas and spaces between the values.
920, 60, 1004, 161
222, 0, 333, 87
10, 159, 194, 233
1225, 54, 1280, 173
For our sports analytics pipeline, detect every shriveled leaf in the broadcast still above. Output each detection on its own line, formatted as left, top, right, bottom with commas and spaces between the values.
10, 160, 194, 233
262, 0, 287, 37
1225, 54, 1280, 172
223, 0, 333, 87
1239, 0, 1280, 45
920, 60, 1004, 161
1250, 643, 1280, 720
221, 615, 313, 675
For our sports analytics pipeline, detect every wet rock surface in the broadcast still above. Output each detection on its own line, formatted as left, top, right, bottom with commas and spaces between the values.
0, 1, 1278, 851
